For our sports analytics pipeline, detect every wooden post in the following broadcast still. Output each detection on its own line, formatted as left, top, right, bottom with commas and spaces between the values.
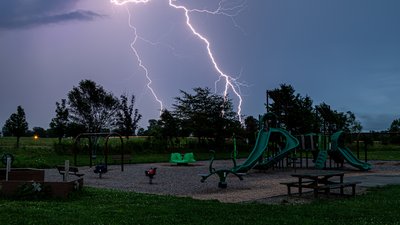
64, 160, 70, 182
5, 157, 11, 181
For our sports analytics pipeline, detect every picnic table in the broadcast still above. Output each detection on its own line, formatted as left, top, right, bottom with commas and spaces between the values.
281, 170, 360, 197
56, 165, 84, 181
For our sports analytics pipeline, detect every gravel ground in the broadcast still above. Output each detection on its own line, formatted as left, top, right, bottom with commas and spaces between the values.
45, 160, 400, 204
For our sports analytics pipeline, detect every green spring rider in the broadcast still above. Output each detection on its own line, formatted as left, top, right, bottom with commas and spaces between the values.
199, 134, 244, 188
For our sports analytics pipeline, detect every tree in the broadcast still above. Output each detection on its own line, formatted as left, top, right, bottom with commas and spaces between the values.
267, 84, 316, 134
172, 87, 240, 148
32, 127, 46, 137
65, 122, 86, 138
389, 119, 400, 132
68, 80, 119, 133
344, 111, 362, 133
145, 119, 162, 138
115, 94, 142, 139
2, 105, 29, 148
244, 116, 259, 145
316, 103, 361, 134
267, 84, 362, 134
137, 127, 146, 136
388, 118, 400, 144
49, 99, 69, 143
158, 109, 179, 147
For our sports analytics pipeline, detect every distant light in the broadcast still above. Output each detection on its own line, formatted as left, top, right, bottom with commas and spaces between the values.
34, 135, 39, 140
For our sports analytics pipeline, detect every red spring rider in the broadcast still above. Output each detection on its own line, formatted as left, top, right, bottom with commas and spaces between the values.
145, 167, 157, 184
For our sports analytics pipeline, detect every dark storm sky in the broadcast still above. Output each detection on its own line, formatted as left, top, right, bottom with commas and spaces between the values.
1, 0, 400, 131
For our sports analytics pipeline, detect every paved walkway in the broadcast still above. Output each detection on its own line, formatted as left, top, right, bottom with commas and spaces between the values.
347, 174, 400, 187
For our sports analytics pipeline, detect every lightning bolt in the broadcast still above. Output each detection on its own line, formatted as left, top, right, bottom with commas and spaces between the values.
125, 8, 164, 113
110, 0, 246, 121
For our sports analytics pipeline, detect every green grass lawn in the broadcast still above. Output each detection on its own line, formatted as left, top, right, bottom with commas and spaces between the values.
0, 185, 399, 225
0, 137, 254, 168
1, 137, 399, 169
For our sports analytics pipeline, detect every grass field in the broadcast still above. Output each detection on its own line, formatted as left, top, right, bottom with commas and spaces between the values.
0, 137, 251, 168
0, 137, 399, 168
0, 185, 399, 225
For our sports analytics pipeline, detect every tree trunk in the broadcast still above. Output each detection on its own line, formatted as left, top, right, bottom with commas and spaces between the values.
16, 136, 20, 148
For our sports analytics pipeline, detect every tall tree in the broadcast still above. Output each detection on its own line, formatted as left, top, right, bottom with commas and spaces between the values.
244, 116, 259, 145
145, 119, 162, 138
316, 103, 361, 133
344, 111, 362, 133
68, 80, 119, 133
389, 118, 400, 132
115, 94, 142, 139
49, 99, 69, 143
32, 127, 46, 137
173, 87, 240, 147
388, 118, 400, 144
267, 84, 316, 134
2, 105, 29, 148
159, 109, 179, 147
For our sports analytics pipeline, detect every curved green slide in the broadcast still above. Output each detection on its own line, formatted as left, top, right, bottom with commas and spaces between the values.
232, 129, 271, 173
337, 146, 371, 171
256, 128, 299, 169
332, 131, 371, 171
232, 128, 299, 173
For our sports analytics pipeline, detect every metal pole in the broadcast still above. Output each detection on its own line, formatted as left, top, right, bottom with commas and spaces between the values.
266, 90, 269, 112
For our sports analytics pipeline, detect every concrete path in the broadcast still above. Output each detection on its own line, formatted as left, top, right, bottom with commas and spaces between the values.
346, 174, 400, 187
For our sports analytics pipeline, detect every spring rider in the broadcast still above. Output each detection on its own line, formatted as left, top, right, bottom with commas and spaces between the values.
145, 167, 157, 184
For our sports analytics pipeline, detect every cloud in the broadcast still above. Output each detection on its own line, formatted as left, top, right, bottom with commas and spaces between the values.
0, 0, 103, 30
358, 113, 397, 132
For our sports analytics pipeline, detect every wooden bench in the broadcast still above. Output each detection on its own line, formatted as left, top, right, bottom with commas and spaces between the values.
280, 181, 314, 195
56, 166, 84, 181
316, 181, 361, 196
110, 154, 132, 164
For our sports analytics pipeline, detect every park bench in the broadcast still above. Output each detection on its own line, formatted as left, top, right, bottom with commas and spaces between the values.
111, 154, 132, 164
56, 165, 84, 181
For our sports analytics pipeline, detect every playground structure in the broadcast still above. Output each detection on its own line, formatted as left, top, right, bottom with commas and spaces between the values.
263, 89, 371, 171
199, 113, 300, 188
200, 111, 372, 188
291, 131, 371, 171
331, 131, 371, 170
73, 133, 125, 172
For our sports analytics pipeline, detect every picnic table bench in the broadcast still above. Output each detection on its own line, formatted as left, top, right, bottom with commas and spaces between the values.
56, 165, 84, 181
281, 171, 361, 197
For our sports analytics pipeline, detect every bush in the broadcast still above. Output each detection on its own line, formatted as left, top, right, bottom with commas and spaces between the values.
53, 142, 74, 155
123, 141, 144, 154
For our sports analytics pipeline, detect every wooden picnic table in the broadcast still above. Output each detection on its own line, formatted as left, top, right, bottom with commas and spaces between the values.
281, 171, 360, 197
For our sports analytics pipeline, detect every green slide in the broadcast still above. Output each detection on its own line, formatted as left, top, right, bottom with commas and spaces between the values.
332, 131, 371, 171
232, 128, 299, 173
337, 146, 371, 171
314, 150, 328, 169
256, 128, 299, 169
232, 129, 271, 173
